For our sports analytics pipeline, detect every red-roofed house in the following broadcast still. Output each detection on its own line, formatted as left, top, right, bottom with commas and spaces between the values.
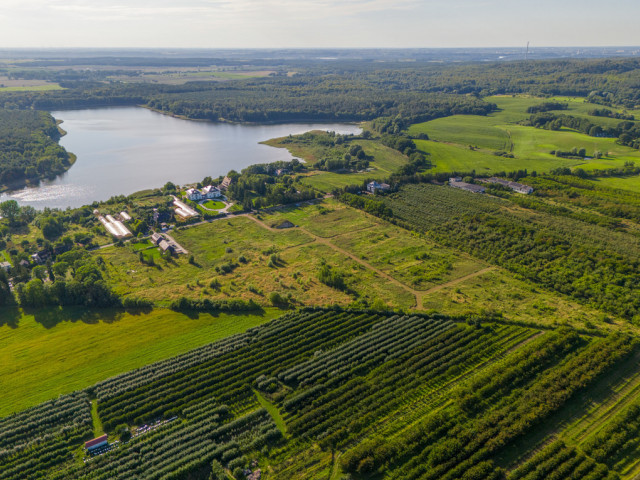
85, 434, 108, 450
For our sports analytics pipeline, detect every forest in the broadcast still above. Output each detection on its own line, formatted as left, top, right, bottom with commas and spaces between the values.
2, 56, 640, 124
0, 109, 71, 186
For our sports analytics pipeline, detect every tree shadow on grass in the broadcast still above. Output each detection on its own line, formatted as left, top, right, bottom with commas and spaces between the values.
0, 306, 22, 328
170, 306, 267, 321
25, 307, 125, 329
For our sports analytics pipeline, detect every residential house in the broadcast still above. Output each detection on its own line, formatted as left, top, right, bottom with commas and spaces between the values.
366, 181, 391, 193
202, 185, 222, 199
158, 239, 175, 254
185, 188, 203, 201
150, 233, 163, 245
30, 250, 51, 265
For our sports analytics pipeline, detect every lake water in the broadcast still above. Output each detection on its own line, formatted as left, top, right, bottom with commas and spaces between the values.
0, 107, 361, 209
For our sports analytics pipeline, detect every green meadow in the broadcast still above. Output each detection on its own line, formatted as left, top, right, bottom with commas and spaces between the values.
594, 174, 640, 192
409, 95, 640, 174
0, 84, 63, 92
0, 307, 279, 416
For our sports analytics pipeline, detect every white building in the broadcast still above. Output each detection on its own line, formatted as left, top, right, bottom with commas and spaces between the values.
202, 185, 222, 199
186, 188, 203, 201
367, 181, 391, 193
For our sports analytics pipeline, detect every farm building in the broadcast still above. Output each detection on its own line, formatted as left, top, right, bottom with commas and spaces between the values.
202, 185, 222, 199
449, 178, 485, 194
85, 434, 108, 451
173, 197, 199, 218
98, 215, 132, 238
150, 233, 163, 245
367, 181, 391, 193
483, 177, 534, 194
158, 240, 175, 254
185, 188, 203, 201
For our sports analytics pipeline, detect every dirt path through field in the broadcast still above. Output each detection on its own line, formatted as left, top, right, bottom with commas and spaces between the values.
419, 266, 496, 296
246, 214, 494, 309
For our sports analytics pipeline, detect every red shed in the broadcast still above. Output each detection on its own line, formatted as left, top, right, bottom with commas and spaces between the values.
85, 434, 108, 450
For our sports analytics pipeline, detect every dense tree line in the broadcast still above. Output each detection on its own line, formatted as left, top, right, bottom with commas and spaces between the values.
527, 102, 569, 113
226, 161, 320, 210
15, 248, 121, 308
589, 107, 634, 120
0, 109, 71, 185
2, 58, 640, 131
169, 297, 260, 312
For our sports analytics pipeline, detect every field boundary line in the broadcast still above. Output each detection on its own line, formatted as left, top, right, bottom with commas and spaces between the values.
246, 214, 422, 308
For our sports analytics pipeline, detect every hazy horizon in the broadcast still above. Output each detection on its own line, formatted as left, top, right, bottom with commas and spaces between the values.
1, 0, 639, 49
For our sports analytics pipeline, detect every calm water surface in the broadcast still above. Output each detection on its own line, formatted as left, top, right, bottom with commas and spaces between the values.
0, 107, 361, 209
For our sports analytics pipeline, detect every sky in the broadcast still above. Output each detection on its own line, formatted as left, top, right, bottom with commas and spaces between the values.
0, 0, 639, 49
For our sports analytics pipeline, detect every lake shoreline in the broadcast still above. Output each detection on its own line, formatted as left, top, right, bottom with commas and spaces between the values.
142, 104, 363, 127
0, 106, 361, 209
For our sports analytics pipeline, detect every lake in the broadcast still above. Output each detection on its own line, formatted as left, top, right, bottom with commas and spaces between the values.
0, 107, 361, 209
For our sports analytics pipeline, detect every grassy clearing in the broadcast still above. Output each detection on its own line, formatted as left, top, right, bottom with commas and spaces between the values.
410, 95, 640, 174
98, 210, 415, 309
593, 174, 640, 193
298, 171, 373, 191
97, 216, 314, 303
299, 139, 408, 191
91, 400, 104, 437
332, 224, 484, 290
261, 199, 377, 238
130, 238, 152, 251
0, 84, 63, 92
409, 115, 511, 151
254, 390, 287, 436
414, 139, 557, 173
0, 307, 279, 416
421, 268, 617, 331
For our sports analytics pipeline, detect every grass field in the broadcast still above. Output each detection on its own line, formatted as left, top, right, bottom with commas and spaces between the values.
261, 200, 377, 238
409, 95, 640, 174
315, 220, 484, 290
421, 268, 615, 331
98, 209, 416, 309
0, 307, 279, 416
202, 199, 226, 209
409, 115, 511, 151
265, 135, 408, 192
593, 174, 640, 193
0, 84, 63, 92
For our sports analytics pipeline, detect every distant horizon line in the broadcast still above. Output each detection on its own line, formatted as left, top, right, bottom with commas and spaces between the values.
0, 46, 639, 50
